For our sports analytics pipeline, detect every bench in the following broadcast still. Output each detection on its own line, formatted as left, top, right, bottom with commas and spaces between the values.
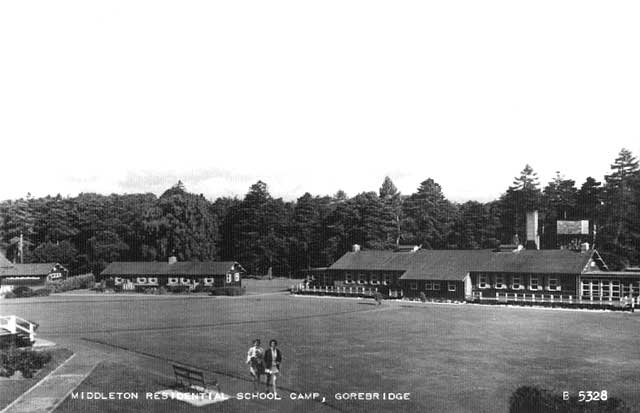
172, 364, 220, 393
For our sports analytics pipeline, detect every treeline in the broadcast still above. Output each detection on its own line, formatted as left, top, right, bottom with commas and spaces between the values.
1, 149, 639, 275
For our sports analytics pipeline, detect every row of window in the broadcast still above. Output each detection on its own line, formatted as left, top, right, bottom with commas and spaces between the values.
581, 279, 638, 298
344, 273, 394, 285
477, 274, 561, 291
409, 281, 457, 292
114, 274, 240, 285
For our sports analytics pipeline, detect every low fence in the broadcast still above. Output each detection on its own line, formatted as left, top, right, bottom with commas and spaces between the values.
471, 291, 638, 310
292, 285, 402, 298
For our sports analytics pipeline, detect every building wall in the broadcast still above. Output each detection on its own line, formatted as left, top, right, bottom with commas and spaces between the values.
114, 272, 241, 289
579, 277, 640, 300
469, 272, 579, 297
320, 270, 404, 291
400, 280, 465, 300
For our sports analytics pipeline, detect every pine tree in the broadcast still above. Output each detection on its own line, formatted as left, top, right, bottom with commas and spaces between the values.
497, 165, 543, 243
601, 148, 640, 266
379, 176, 402, 246
401, 179, 455, 249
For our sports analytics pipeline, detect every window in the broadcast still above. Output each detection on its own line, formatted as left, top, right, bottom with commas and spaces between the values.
511, 276, 523, 290
433, 282, 440, 291
137, 277, 147, 284
234, 273, 240, 282
410, 281, 417, 290
358, 274, 366, 284
168, 278, 179, 285
547, 277, 560, 291
495, 275, 506, 289
383, 274, 392, 285
592, 280, 601, 297
370, 274, 379, 285
148, 277, 158, 284
478, 274, 489, 289
345, 273, 353, 284
425, 281, 433, 290
226, 274, 232, 283
448, 282, 457, 292
612, 280, 620, 298
529, 275, 541, 291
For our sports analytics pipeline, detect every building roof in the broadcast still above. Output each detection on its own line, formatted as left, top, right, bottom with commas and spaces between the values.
401, 250, 496, 280
100, 261, 243, 277
329, 250, 415, 272
0, 263, 63, 277
474, 249, 594, 274
329, 248, 597, 281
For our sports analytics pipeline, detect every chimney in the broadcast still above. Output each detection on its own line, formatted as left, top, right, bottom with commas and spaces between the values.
580, 242, 590, 253
525, 211, 540, 250
352, 244, 361, 252
168, 256, 177, 265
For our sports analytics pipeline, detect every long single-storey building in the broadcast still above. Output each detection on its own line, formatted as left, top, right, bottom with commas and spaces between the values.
304, 246, 640, 305
0, 252, 69, 294
100, 257, 245, 290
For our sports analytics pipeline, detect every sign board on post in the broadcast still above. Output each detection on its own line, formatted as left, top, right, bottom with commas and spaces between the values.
557, 220, 589, 235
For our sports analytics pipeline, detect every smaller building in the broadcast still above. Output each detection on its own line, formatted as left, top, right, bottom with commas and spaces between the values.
0, 254, 69, 294
100, 257, 245, 291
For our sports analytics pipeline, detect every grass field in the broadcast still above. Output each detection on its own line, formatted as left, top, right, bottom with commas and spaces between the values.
3, 281, 640, 412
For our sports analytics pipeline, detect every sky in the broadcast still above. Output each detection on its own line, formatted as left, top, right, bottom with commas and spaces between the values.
1, 1, 639, 203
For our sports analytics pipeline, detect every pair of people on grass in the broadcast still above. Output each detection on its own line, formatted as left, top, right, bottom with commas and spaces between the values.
246, 338, 282, 394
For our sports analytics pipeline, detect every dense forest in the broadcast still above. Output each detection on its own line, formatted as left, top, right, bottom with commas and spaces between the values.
1, 149, 639, 275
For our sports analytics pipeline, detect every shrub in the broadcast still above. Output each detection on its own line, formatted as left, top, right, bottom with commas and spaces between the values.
419, 292, 427, 302
167, 285, 190, 294
45, 274, 96, 293
373, 291, 384, 304
0, 349, 52, 378
210, 286, 245, 296
3, 291, 17, 299
158, 286, 167, 295
12, 286, 35, 298
194, 284, 213, 293
113, 284, 123, 292
33, 288, 51, 297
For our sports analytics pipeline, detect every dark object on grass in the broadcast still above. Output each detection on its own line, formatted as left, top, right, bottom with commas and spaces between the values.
172, 363, 220, 393
509, 385, 629, 413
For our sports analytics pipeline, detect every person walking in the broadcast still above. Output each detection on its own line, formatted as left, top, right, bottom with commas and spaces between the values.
264, 339, 282, 395
246, 339, 265, 390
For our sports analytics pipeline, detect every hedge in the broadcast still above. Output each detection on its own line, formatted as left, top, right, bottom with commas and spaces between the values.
210, 286, 245, 296
45, 274, 95, 293
12, 286, 35, 298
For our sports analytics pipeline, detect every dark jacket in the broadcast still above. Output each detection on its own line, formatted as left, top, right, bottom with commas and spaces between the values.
264, 348, 282, 368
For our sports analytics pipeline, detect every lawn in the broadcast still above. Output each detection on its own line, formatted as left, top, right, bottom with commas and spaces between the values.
3, 287, 640, 412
